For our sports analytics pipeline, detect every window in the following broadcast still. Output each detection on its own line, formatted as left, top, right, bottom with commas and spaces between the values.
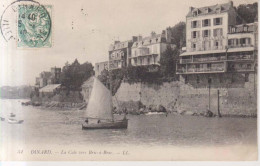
245, 73, 249, 82
196, 75, 200, 83
247, 64, 252, 69
219, 75, 223, 83
215, 41, 219, 47
213, 28, 223, 37
240, 38, 246, 45
192, 21, 198, 28
193, 11, 198, 16
147, 57, 150, 65
191, 43, 196, 50
243, 25, 248, 32
202, 19, 210, 27
203, 30, 210, 37
214, 17, 222, 25
207, 63, 211, 68
192, 31, 199, 38
185, 75, 188, 84
228, 39, 233, 46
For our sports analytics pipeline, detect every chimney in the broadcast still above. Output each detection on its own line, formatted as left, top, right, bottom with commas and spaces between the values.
137, 35, 142, 41
165, 28, 172, 43
189, 7, 194, 12
229, 1, 233, 7
114, 41, 120, 44
151, 31, 156, 37
132, 36, 138, 42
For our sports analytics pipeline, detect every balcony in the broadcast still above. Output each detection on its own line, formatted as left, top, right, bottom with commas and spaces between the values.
177, 62, 226, 74
180, 59, 192, 64
227, 62, 255, 72
177, 67, 225, 74
228, 44, 253, 48
227, 54, 254, 61
193, 56, 226, 63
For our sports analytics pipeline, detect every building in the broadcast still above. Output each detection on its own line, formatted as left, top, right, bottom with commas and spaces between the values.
94, 61, 108, 77
130, 29, 175, 66
177, 1, 257, 77
35, 71, 52, 88
35, 67, 62, 88
108, 37, 138, 70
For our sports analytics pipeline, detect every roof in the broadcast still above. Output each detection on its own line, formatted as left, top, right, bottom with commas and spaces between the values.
109, 40, 132, 51
132, 34, 166, 48
39, 84, 61, 93
187, 1, 233, 18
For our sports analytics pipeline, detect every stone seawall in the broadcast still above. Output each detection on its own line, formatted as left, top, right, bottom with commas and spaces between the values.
114, 73, 257, 116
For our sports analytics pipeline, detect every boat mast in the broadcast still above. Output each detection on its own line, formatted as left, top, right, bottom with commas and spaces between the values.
108, 57, 114, 122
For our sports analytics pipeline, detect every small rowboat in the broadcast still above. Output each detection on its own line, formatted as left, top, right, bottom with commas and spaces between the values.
8, 118, 24, 124
10, 113, 16, 117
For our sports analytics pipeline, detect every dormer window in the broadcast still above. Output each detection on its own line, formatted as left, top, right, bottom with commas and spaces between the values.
193, 10, 198, 16
243, 25, 248, 32
205, 8, 211, 13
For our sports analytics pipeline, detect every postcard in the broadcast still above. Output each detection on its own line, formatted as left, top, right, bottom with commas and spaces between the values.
0, 0, 258, 161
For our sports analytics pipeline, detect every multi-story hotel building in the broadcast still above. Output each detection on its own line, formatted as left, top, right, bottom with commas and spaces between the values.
108, 37, 138, 70
177, 1, 258, 78
129, 29, 175, 66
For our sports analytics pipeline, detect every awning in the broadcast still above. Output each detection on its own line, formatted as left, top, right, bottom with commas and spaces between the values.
180, 47, 255, 56
39, 84, 61, 93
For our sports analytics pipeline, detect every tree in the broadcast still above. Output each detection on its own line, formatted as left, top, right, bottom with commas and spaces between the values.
168, 22, 186, 49
60, 59, 94, 91
159, 46, 180, 78
236, 3, 258, 24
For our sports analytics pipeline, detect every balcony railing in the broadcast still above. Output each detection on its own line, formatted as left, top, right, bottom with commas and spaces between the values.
193, 56, 226, 62
227, 54, 254, 61
212, 46, 223, 50
228, 44, 253, 48
177, 67, 225, 74
180, 59, 192, 63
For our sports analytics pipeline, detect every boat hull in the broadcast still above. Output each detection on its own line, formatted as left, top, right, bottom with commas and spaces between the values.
8, 118, 24, 124
82, 119, 128, 130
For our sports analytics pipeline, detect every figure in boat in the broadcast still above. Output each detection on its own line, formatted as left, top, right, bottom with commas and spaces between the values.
82, 77, 128, 130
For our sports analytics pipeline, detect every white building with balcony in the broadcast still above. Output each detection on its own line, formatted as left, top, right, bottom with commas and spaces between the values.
177, 1, 257, 76
129, 30, 175, 66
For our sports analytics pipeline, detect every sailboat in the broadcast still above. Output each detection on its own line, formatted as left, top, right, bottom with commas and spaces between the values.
82, 77, 128, 130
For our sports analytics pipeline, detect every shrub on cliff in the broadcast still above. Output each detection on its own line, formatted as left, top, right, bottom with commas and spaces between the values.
159, 46, 179, 80
235, 2, 258, 24
98, 69, 124, 95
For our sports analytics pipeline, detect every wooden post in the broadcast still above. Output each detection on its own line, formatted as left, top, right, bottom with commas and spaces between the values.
217, 90, 222, 117
208, 77, 211, 111
208, 83, 210, 111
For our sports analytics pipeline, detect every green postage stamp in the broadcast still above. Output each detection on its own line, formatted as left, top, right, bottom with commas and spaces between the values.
17, 4, 52, 48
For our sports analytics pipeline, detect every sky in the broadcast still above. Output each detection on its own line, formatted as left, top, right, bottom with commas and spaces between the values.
0, 0, 258, 86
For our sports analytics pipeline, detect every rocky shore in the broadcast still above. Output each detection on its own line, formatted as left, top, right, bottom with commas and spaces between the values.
22, 100, 257, 118
22, 101, 86, 110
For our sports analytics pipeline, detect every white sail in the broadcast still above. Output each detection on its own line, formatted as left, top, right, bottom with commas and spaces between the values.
84, 77, 113, 121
